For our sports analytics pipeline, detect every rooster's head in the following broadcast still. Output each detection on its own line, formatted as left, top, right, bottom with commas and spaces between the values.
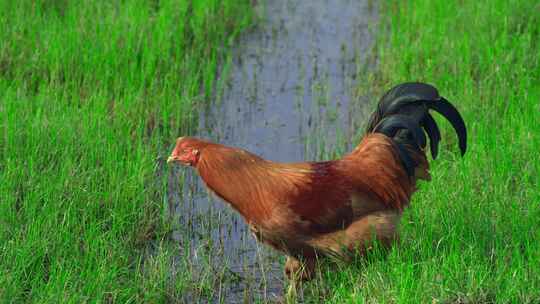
167, 136, 206, 166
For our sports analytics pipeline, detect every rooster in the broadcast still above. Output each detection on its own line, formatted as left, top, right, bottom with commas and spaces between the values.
168, 82, 467, 280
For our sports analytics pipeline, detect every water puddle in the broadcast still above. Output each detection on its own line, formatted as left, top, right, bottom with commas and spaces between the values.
168, 0, 377, 302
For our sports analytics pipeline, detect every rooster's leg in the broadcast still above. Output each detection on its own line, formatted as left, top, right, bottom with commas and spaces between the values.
345, 210, 400, 254
284, 256, 316, 281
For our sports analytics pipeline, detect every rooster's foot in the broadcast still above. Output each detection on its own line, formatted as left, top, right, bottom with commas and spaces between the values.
284, 256, 315, 281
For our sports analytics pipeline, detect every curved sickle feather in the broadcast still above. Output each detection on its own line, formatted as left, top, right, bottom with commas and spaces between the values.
422, 114, 441, 159
367, 82, 440, 133
429, 98, 467, 155
380, 82, 439, 113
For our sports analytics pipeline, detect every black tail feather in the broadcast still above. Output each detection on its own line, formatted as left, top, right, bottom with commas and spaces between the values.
422, 114, 441, 159
429, 97, 467, 156
373, 115, 427, 149
393, 142, 417, 178
367, 82, 467, 177
366, 82, 440, 133
379, 82, 439, 113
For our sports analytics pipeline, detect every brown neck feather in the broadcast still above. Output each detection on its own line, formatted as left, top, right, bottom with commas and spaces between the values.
195, 144, 312, 223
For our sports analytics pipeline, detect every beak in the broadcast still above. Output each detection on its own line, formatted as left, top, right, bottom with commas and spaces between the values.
167, 156, 177, 164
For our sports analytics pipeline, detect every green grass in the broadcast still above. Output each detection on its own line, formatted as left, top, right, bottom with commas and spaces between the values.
2, 0, 539, 303
0, 0, 253, 302
309, 0, 540, 303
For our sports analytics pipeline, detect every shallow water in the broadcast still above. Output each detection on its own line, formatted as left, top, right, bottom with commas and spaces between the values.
169, 0, 377, 302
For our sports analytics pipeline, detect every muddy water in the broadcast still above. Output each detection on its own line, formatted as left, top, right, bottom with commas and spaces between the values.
169, 0, 376, 302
